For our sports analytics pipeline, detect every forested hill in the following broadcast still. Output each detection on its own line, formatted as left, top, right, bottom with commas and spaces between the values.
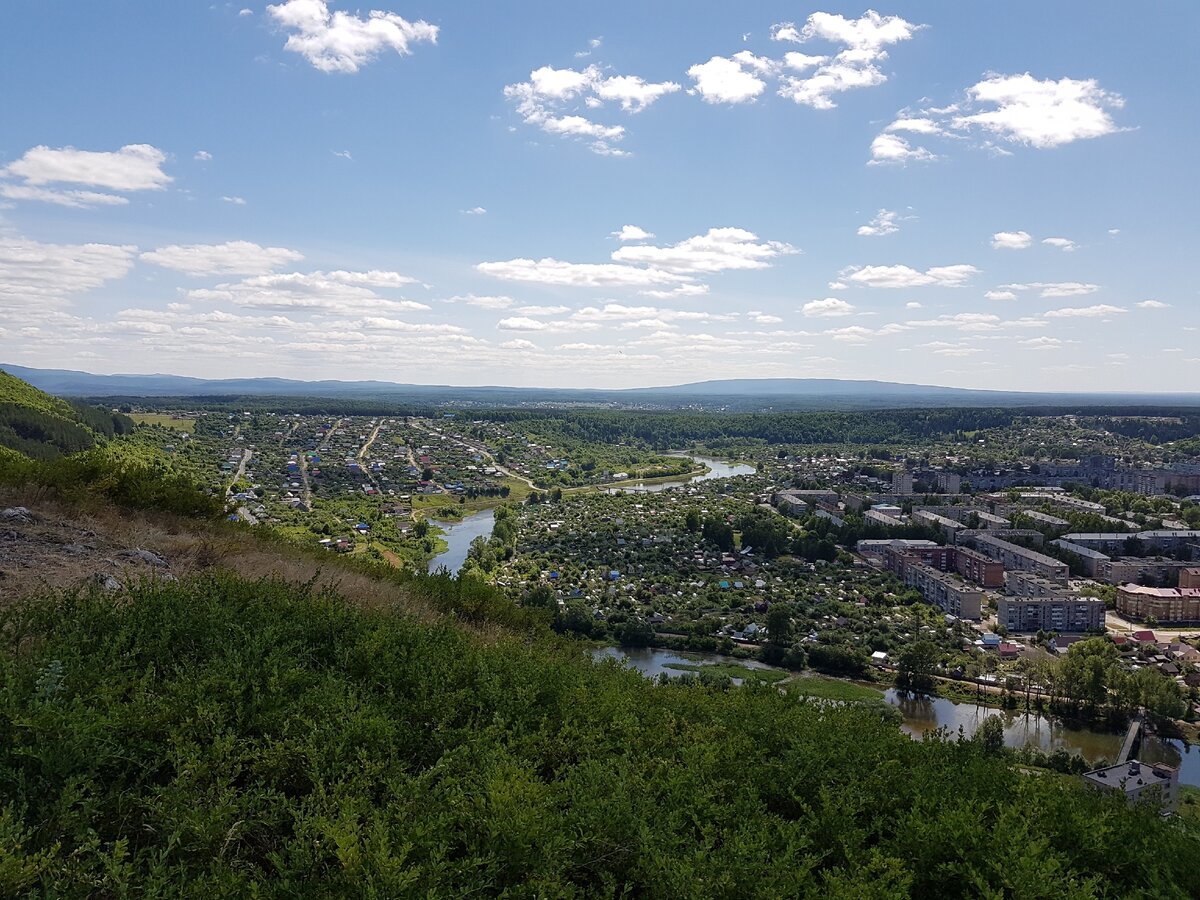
0, 368, 133, 459
8, 363, 1200, 411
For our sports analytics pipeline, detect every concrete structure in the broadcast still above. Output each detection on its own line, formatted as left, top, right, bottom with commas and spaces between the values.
935, 472, 962, 494
864, 508, 906, 528
1097, 557, 1195, 587
1063, 530, 1200, 556
882, 542, 955, 576
1116, 584, 1200, 623
901, 562, 982, 619
775, 489, 838, 516
1024, 510, 1070, 529
1049, 539, 1110, 577
954, 545, 1005, 588
892, 471, 913, 495
1005, 571, 1071, 598
1083, 760, 1179, 813
914, 510, 965, 542
1182, 568, 1200, 589
971, 534, 1069, 583
977, 511, 1012, 530
997, 596, 1105, 633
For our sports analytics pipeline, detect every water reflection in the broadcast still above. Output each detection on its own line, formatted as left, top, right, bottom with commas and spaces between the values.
606, 454, 756, 494
427, 508, 495, 575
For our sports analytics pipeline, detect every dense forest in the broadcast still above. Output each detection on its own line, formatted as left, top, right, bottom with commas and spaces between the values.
3, 573, 1199, 896
0, 369, 133, 460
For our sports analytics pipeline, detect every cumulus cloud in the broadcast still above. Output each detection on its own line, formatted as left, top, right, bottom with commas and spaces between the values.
802, 298, 855, 317
0, 235, 137, 306
479, 226, 792, 290
1002, 281, 1099, 298
222, 195, 247, 205
506, 63, 679, 154
1020, 336, 1065, 350
841, 263, 979, 288
953, 73, 1125, 148
140, 241, 305, 276
1042, 236, 1076, 251
868, 133, 936, 165
611, 227, 796, 273
461, 206, 486, 215
1042, 304, 1126, 318
985, 289, 1018, 301
771, 11, 922, 109
612, 225, 654, 241
500, 339, 537, 350
194, 150, 213, 161
1136, 299, 1169, 309
267, 0, 438, 73
992, 230, 1032, 250
189, 269, 425, 314
497, 316, 549, 331
857, 209, 902, 237
687, 54, 771, 104
0, 144, 171, 207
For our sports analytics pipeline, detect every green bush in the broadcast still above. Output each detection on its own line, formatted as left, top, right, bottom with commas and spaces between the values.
1, 574, 1198, 896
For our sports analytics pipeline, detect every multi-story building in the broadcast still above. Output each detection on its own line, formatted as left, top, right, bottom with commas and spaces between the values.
1049, 539, 1110, 577
1182, 568, 1200, 589
913, 510, 965, 542
1005, 571, 1069, 598
901, 562, 982, 619
935, 471, 962, 494
997, 596, 1105, 633
882, 542, 955, 576
1096, 557, 1195, 587
892, 471, 913, 495
1024, 510, 1070, 529
1116, 584, 1200, 623
864, 508, 905, 528
954, 546, 1005, 587
971, 534, 1069, 583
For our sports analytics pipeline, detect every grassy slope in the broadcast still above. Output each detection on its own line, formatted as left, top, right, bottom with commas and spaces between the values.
1, 571, 1199, 897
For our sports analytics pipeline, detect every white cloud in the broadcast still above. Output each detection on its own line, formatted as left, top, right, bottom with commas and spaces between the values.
1136, 299, 1169, 309
191, 269, 425, 314
140, 241, 305, 276
0, 144, 171, 206
194, 150, 213, 161
1042, 236, 1076, 251
868, 133, 935, 165
1042, 304, 1126, 318
497, 316, 550, 331
456, 294, 514, 309
2, 144, 171, 191
992, 230, 1032, 250
222, 195, 247, 205
905, 301, 923, 309
501, 339, 537, 350
612, 225, 654, 241
771, 11, 922, 109
462, 206, 486, 215
1003, 281, 1099, 298
842, 263, 979, 288
802, 298, 855, 317
857, 209, 901, 237
477, 257, 688, 288
0, 184, 130, 208
266, 0, 438, 73
611, 227, 796, 273
0, 236, 137, 306
506, 63, 678, 154
331, 149, 353, 160
984, 290, 1018, 301
886, 117, 943, 135
514, 304, 569, 316
953, 73, 1125, 148
1020, 336, 1064, 350
687, 55, 768, 104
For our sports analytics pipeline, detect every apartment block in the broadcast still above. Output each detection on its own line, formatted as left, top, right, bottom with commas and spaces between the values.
1096, 557, 1195, 587
901, 562, 982, 619
1116, 584, 1200, 623
997, 596, 1106, 633
971, 534, 1069, 583
954, 545, 1005, 587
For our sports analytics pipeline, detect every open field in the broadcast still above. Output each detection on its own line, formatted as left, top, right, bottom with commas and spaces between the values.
128, 412, 195, 432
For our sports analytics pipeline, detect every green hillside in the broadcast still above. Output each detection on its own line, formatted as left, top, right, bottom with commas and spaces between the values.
0, 368, 133, 460
2, 570, 1198, 896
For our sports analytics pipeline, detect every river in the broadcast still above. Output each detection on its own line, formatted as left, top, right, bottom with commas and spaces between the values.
605, 454, 756, 494
594, 646, 1200, 786
427, 508, 495, 575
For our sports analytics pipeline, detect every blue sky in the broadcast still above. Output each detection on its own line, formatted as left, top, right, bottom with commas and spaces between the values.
1, 1, 1196, 390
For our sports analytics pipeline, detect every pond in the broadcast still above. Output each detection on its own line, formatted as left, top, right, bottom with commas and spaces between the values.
593, 646, 1200, 786
427, 508, 495, 575
605, 454, 756, 494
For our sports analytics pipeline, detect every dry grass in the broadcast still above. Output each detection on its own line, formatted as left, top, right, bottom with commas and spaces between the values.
0, 488, 443, 623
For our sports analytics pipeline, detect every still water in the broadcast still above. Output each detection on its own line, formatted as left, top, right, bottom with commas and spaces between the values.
595, 646, 1200, 786
606, 454, 756, 494
427, 508, 495, 575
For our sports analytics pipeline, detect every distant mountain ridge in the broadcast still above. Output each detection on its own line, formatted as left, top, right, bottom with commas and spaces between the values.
4, 364, 1200, 412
